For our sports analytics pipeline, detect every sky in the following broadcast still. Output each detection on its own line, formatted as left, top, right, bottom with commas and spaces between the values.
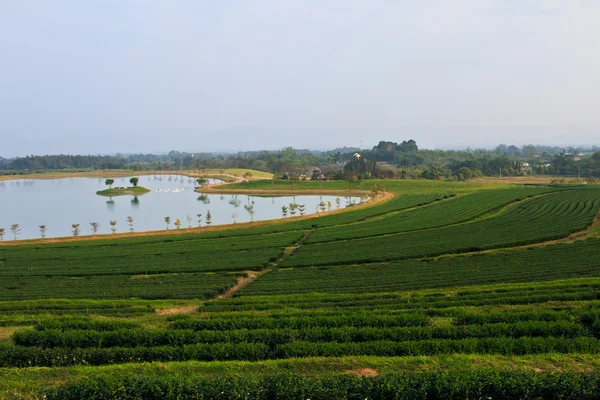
1, 0, 600, 157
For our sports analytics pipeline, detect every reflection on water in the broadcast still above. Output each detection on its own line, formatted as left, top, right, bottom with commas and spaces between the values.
106, 197, 115, 210
0, 175, 364, 239
197, 194, 210, 204
131, 196, 140, 208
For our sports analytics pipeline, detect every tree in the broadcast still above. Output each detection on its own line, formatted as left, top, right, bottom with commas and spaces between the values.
71, 223, 80, 237
205, 210, 212, 226
90, 222, 100, 234
228, 196, 241, 207
38, 225, 48, 238
335, 197, 341, 209
243, 172, 252, 180
344, 155, 375, 176
495, 144, 508, 154
10, 224, 21, 240
319, 201, 327, 212
187, 215, 194, 228
196, 177, 208, 187
127, 216, 135, 232
164, 216, 171, 229
522, 145, 537, 158
327, 201, 332, 211
289, 203, 297, 217
197, 194, 210, 204
174, 218, 182, 229
298, 204, 305, 216
109, 220, 117, 234
196, 213, 202, 227
457, 167, 473, 181
232, 213, 237, 223
281, 205, 288, 218
0, 228, 5, 241
129, 177, 139, 187
105, 179, 114, 189
398, 139, 418, 153
244, 201, 255, 222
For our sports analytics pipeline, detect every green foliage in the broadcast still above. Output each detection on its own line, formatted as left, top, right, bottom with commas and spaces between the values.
2, 183, 600, 396
44, 371, 600, 400
308, 187, 549, 243
129, 177, 139, 187
285, 189, 600, 267
242, 238, 600, 295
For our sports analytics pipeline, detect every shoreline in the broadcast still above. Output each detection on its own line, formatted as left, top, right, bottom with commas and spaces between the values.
0, 169, 272, 182
96, 186, 150, 196
0, 191, 392, 246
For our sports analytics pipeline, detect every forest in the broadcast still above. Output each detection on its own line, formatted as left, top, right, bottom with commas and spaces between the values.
2, 141, 599, 180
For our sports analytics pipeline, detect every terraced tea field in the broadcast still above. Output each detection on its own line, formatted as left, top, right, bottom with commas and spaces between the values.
1, 181, 600, 399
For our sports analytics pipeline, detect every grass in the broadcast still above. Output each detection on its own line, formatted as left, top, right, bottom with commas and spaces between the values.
0, 168, 273, 182
216, 178, 524, 194
201, 168, 274, 179
95, 186, 150, 196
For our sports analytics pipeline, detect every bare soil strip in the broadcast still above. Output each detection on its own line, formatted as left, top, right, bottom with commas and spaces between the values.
215, 271, 268, 299
209, 229, 317, 300
423, 207, 600, 262
155, 306, 199, 315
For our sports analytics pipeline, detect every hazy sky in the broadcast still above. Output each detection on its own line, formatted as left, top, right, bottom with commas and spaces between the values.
1, 1, 599, 157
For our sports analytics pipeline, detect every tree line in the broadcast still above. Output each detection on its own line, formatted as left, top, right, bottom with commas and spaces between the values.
1, 142, 599, 180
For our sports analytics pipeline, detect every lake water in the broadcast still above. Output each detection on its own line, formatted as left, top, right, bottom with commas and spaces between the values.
0, 175, 364, 240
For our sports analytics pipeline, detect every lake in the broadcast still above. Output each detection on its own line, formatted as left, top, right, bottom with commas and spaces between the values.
0, 175, 364, 240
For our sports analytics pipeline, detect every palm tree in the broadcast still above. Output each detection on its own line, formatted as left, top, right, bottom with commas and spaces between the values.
298, 204, 305, 216
196, 213, 202, 227
229, 195, 241, 207
164, 216, 171, 229
244, 201, 255, 222
71, 224, 80, 237
38, 225, 48, 238
205, 210, 212, 226
10, 224, 21, 240
90, 222, 100, 234
281, 205, 288, 218
126, 216, 135, 232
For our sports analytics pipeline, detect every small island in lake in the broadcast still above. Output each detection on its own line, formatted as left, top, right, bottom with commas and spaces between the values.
96, 186, 150, 196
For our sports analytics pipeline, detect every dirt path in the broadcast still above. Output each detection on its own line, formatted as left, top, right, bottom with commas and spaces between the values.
210, 229, 316, 300
426, 208, 600, 262
155, 306, 199, 315
214, 271, 267, 299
